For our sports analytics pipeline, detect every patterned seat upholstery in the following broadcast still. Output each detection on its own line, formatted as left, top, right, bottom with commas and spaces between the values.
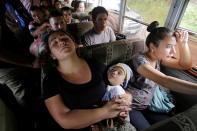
78, 39, 145, 66
67, 21, 93, 44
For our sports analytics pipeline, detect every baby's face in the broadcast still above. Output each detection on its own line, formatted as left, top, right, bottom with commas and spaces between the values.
108, 66, 126, 86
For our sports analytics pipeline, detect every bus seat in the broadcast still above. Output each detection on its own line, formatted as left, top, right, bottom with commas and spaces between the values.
78, 39, 146, 66
72, 12, 89, 21
0, 88, 18, 131
67, 21, 93, 44
144, 104, 197, 131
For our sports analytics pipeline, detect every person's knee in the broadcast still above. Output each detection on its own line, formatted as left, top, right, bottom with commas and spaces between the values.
129, 109, 150, 131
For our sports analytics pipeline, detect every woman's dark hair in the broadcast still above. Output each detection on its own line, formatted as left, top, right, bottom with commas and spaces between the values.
92, 6, 108, 21
146, 21, 173, 49
41, 30, 76, 67
71, 0, 84, 12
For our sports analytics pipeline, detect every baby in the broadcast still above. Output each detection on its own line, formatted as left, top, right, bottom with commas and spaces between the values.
102, 63, 133, 121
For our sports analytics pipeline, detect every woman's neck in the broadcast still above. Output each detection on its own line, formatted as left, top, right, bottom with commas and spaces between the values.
57, 54, 84, 74
145, 52, 158, 68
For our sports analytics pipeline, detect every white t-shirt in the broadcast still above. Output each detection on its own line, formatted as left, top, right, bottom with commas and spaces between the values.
82, 26, 116, 46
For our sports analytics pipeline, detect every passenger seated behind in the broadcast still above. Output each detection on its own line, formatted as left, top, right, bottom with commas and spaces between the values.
54, 0, 62, 9
81, 6, 116, 46
48, 10, 67, 32
102, 63, 133, 122
29, 6, 50, 39
72, 0, 85, 13
71, 0, 88, 22
61, 6, 79, 24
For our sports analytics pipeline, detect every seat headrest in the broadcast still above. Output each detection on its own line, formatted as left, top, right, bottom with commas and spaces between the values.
78, 39, 145, 66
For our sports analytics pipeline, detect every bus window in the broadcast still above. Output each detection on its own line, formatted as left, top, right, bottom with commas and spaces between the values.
179, 1, 197, 32
127, 0, 172, 26
87, 0, 121, 11
179, 0, 197, 69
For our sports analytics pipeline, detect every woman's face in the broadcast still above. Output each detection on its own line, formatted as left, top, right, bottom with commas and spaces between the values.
63, 10, 72, 24
76, 2, 85, 12
153, 34, 176, 61
55, 2, 62, 9
107, 66, 126, 86
48, 32, 76, 60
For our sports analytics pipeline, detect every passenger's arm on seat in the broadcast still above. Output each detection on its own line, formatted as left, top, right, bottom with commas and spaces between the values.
31, 22, 50, 38
137, 63, 197, 95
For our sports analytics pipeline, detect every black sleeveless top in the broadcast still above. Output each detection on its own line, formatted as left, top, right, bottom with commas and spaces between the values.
43, 59, 106, 109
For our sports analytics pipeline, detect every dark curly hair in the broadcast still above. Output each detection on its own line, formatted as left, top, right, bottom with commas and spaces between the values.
146, 21, 173, 49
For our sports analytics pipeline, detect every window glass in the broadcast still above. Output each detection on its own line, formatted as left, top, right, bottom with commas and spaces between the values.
188, 38, 197, 68
179, 0, 197, 32
127, 0, 172, 26
87, 0, 121, 11
179, 0, 197, 68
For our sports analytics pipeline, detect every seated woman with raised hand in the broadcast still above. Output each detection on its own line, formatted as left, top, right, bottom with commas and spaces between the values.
41, 30, 132, 130
128, 21, 197, 131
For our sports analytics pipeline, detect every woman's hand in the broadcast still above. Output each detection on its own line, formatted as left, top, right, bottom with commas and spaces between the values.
116, 93, 132, 107
102, 97, 131, 119
174, 30, 192, 69
116, 93, 132, 117
175, 30, 188, 48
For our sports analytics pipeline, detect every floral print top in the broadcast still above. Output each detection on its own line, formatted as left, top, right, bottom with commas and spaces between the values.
128, 53, 161, 110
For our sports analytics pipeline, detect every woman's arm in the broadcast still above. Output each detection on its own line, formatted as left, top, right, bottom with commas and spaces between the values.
31, 22, 50, 38
137, 64, 197, 95
45, 94, 129, 129
162, 30, 192, 70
